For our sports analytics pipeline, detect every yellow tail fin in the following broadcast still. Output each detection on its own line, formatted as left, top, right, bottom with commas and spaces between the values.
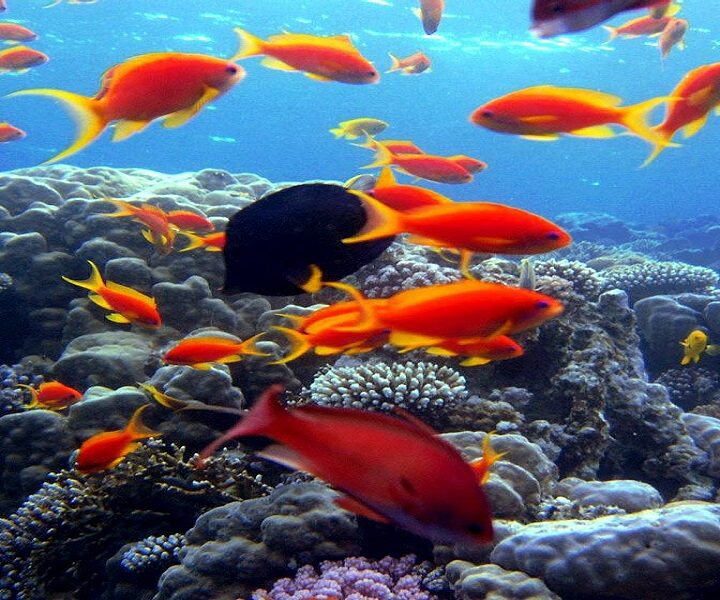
239, 333, 271, 357
125, 404, 162, 440
620, 96, 676, 146
178, 231, 205, 252
386, 52, 401, 73
232, 28, 265, 60
375, 166, 397, 189
16, 384, 39, 409
352, 132, 379, 151
62, 260, 105, 293
362, 143, 394, 169
343, 190, 403, 243
602, 26, 617, 44
8, 88, 105, 164
270, 326, 311, 364
329, 127, 345, 138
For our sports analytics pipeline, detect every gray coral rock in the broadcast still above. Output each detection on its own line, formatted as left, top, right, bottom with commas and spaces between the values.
490, 502, 720, 599
446, 560, 561, 600
156, 482, 362, 600
554, 478, 663, 513
682, 413, 720, 478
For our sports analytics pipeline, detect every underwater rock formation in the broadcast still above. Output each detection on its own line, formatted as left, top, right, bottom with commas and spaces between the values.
446, 560, 561, 600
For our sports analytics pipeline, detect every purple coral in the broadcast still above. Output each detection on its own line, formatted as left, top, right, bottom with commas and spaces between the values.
251, 555, 436, 600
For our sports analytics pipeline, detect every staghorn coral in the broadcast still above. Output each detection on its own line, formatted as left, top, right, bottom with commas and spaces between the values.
0, 440, 270, 600
490, 502, 720, 599
532, 259, 604, 300
302, 358, 467, 427
250, 554, 437, 600
157, 482, 363, 600
446, 561, 561, 600
601, 261, 718, 303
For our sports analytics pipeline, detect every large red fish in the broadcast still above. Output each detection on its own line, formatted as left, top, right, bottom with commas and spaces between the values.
199, 385, 494, 544
644, 62, 720, 165
471, 85, 670, 147
531, 0, 673, 38
10, 50, 244, 163
234, 29, 378, 84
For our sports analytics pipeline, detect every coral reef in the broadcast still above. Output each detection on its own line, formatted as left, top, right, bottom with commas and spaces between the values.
656, 367, 720, 410
533, 259, 604, 300
446, 561, 561, 600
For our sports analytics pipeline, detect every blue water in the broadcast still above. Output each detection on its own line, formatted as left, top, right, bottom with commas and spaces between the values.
0, 0, 716, 221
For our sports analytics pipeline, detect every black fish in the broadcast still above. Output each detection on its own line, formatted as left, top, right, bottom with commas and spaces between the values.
223, 183, 394, 295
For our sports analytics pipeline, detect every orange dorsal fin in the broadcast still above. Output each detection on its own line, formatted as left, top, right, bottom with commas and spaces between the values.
125, 404, 162, 440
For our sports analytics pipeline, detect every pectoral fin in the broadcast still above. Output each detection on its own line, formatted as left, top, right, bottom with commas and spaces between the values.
520, 134, 560, 141
163, 87, 221, 129
460, 356, 492, 367
106, 313, 131, 323
88, 294, 112, 309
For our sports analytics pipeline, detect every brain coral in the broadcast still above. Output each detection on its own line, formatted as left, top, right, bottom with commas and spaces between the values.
601, 260, 718, 302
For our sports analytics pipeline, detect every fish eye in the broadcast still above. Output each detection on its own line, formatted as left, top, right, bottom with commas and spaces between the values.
550, 2, 565, 13
367, 70, 377, 77
481, 110, 494, 119
546, 231, 561, 241
225, 65, 238, 74
535, 300, 551, 310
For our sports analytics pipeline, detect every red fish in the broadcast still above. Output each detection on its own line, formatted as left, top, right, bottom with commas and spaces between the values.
603, 15, 673, 42
366, 145, 474, 184
103, 199, 175, 254
344, 191, 571, 275
234, 29, 379, 84
17, 381, 82, 410
163, 334, 268, 369
166, 209, 214, 232
0, 23, 37, 42
75, 404, 160, 474
413, 0, 444, 35
62, 260, 162, 328
9, 49, 245, 163
399, 335, 525, 366
0, 121, 24, 142
178, 231, 226, 252
471, 85, 670, 147
0, 45, 47, 71
339, 279, 564, 344
200, 385, 494, 544
531, 0, 673, 37
355, 135, 425, 155
658, 17, 687, 60
644, 62, 720, 165
371, 167, 452, 211
387, 51, 431, 75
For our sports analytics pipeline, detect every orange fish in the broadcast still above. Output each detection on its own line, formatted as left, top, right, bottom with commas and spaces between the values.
659, 17, 687, 60
370, 167, 453, 211
0, 45, 47, 71
337, 279, 564, 345
62, 260, 162, 328
387, 51, 431, 75
0, 23, 37, 42
75, 404, 160, 474
199, 384, 494, 544
163, 334, 268, 369
355, 135, 424, 155
16, 380, 82, 410
0, 121, 24, 142
234, 29, 379, 84
644, 62, 720, 165
399, 335, 525, 366
344, 191, 571, 275
603, 14, 674, 42
470, 85, 671, 146
413, 0, 444, 35
102, 199, 175, 254
469, 434, 506, 485
166, 209, 214, 232
9, 49, 245, 163
178, 231, 226, 252
366, 145, 474, 184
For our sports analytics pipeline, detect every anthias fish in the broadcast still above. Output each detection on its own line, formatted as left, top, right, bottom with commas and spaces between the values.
399, 335, 525, 367
17, 381, 82, 410
200, 385, 494, 545
330, 117, 388, 139
10, 50, 245, 163
234, 29, 379, 84
365, 145, 475, 184
166, 209, 214, 232
531, 0, 673, 38
603, 15, 674, 42
658, 17, 687, 60
356, 136, 424, 155
222, 183, 394, 295
413, 0, 444, 35
163, 334, 268, 369
0, 121, 24, 142
178, 231, 226, 252
0, 45, 47, 71
471, 85, 670, 146
387, 51, 431, 75
62, 260, 162, 327
644, 62, 720, 165
75, 404, 160, 474
0, 23, 37, 42
370, 167, 453, 212
103, 199, 176, 254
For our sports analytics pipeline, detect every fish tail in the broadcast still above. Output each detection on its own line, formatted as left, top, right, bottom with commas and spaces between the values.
352, 132, 379, 151
602, 26, 617, 44
198, 384, 286, 466
102, 198, 137, 218
16, 384, 39, 409
232, 28, 265, 60
342, 190, 402, 243
329, 127, 345, 138
178, 231, 205, 252
7, 88, 106, 164
361, 143, 394, 169
270, 326, 311, 363
641, 124, 676, 167
125, 404, 162, 440
375, 166, 397, 189
619, 95, 676, 148
386, 52, 401, 73
239, 333, 271, 357
62, 259, 104, 293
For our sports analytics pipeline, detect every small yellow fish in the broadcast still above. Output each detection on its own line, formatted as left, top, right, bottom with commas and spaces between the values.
680, 329, 720, 365
469, 433, 506, 485
330, 117, 388, 140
